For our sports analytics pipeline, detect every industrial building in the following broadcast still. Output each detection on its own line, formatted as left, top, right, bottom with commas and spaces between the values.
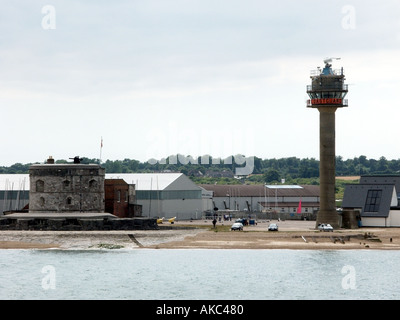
342, 175, 400, 227
199, 184, 320, 219
106, 173, 203, 220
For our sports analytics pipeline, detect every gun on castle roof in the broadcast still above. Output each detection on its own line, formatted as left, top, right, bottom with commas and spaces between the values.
69, 156, 82, 164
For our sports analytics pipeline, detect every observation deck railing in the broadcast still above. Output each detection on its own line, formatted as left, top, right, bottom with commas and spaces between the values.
310, 68, 345, 76
306, 84, 348, 92
307, 99, 348, 107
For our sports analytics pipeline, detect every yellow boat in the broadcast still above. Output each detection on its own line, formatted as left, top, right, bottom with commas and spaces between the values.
168, 217, 176, 224
157, 217, 164, 224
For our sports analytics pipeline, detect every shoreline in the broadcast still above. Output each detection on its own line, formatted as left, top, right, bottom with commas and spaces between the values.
1, 220, 400, 250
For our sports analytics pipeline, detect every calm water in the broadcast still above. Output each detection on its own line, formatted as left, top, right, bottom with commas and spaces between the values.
1, 249, 400, 300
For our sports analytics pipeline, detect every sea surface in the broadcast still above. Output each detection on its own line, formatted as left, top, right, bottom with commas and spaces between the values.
1, 249, 400, 300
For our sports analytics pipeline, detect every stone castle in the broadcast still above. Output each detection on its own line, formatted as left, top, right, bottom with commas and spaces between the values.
29, 157, 105, 213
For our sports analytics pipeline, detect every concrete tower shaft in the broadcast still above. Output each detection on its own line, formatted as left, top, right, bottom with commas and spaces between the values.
318, 108, 338, 227
307, 59, 348, 229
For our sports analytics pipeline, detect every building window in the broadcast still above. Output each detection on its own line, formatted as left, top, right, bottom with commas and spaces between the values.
89, 179, 98, 189
63, 180, 71, 189
117, 190, 121, 202
39, 197, 45, 206
66, 197, 72, 205
36, 180, 44, 192
365, 190, 382, 212
125, 191, 128, 202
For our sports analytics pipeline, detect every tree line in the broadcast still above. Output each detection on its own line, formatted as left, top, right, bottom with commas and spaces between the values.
1, 155, 399, 183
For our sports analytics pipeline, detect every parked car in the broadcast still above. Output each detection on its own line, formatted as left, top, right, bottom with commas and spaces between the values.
317, 223, 334, 232
235, 218, 248, 226
268, 223, 279, 231
231, 222, 244, 231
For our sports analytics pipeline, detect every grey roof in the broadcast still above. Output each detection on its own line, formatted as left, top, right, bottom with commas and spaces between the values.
342, 184, 396, 218
29, 164, 101, 169
199, 184, 320, 198
360, 175, 400, 193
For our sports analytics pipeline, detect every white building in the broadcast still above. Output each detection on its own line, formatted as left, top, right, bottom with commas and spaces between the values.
342, 175, 400, 227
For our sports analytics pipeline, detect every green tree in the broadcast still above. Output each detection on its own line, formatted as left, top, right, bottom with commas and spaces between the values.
264, 169, 280, 183
378, 156, 389, 173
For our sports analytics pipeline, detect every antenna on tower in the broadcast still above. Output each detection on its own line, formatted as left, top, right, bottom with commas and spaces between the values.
323, 57, 341, 66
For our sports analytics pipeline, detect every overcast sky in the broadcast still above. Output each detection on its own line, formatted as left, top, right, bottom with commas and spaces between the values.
1, 0, 400, 166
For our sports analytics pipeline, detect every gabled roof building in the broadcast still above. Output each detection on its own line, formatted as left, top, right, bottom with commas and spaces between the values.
342, 175, 400, 227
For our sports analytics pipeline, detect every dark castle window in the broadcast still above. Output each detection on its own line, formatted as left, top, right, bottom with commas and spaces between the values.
36, 180, 44, 192
63, 180, 71, 189
89, 179, 98, 189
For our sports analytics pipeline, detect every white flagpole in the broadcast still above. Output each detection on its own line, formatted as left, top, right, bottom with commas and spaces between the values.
99, 137, 103, 164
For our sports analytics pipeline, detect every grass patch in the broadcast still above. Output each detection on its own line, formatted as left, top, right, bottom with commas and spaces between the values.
210, 225, 232, 232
